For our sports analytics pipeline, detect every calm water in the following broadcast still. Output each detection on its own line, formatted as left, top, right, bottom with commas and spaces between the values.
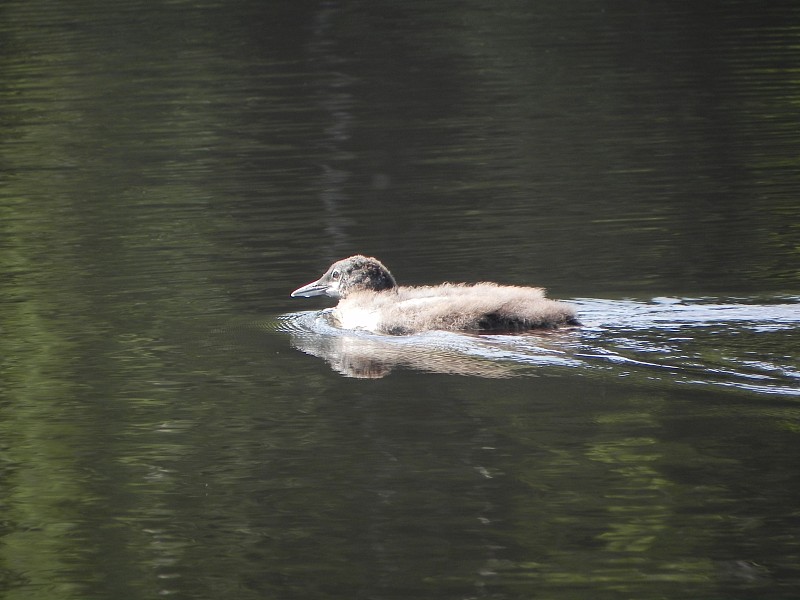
1, 1, 799, 599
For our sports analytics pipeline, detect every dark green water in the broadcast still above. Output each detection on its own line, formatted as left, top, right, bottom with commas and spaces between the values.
1, 1, 798, 599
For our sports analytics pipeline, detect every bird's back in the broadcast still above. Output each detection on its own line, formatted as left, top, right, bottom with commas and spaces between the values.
336, 283, 577, 334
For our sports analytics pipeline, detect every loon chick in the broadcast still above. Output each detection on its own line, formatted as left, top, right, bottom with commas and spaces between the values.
290, 255, 579, 335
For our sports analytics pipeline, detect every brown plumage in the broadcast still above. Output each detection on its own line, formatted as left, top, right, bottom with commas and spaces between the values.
291, 255, 579, 335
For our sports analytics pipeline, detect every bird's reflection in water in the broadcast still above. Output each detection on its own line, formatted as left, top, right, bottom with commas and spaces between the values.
281, 310, 581, 379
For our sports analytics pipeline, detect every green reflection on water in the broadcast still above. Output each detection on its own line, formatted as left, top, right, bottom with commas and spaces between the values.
1, 0, 799, 599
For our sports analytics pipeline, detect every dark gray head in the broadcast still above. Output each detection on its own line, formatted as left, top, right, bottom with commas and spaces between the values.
290, 255, 398, 299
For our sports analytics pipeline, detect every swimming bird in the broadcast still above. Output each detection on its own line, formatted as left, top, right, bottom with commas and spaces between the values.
290, 255, 579, 335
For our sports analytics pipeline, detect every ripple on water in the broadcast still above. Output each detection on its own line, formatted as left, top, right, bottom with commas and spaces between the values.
275, 297, 800, 395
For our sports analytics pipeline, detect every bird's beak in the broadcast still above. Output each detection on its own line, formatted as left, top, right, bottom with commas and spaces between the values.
291, 278, 331, 298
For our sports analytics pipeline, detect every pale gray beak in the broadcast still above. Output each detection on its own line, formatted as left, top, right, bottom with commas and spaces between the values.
291, 278, 335, 298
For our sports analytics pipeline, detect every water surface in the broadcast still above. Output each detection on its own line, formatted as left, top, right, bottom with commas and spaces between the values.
1, 1, 799, 599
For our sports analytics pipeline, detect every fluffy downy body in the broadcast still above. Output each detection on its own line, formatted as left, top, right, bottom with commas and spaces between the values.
291, 255, 579, 335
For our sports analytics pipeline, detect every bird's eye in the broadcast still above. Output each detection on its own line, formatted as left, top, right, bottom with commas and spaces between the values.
331, 270, 340, 281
